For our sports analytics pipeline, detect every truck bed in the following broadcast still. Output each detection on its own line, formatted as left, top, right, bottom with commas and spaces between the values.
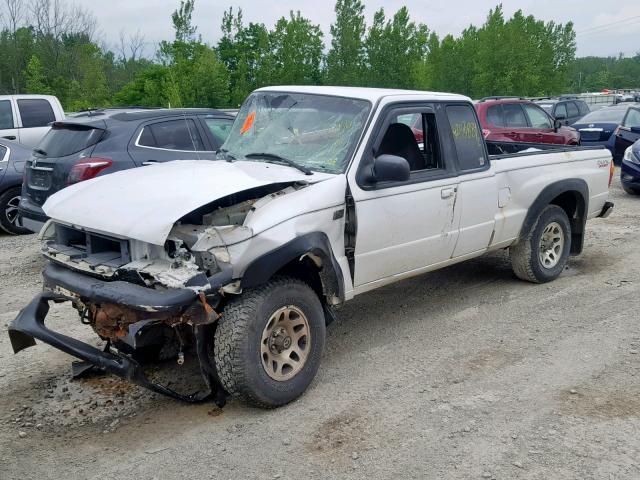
487, 140, 607, 159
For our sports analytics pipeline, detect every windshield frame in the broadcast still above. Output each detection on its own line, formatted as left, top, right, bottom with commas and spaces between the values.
220, 91, 373, 174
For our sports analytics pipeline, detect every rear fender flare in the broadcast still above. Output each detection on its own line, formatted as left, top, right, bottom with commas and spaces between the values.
518, 179, 589, 255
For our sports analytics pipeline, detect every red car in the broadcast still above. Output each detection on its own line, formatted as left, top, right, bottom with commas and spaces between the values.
474, 97, 580, 145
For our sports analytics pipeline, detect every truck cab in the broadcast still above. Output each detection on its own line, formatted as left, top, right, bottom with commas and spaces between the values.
0, 95, 65, 148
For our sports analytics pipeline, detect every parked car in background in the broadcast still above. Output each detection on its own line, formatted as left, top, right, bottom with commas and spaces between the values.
0, 95, 64, 147
572, 103, 639, 163
0, 139, 31, 234
19, 108, 235, 233
613, 105, 640, 161
474, 97, 580, 145
621, 140, 640, 195
533, 97, 590, 126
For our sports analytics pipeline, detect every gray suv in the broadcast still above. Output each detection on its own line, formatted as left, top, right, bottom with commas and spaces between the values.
19, 108, 234, 233
533, 97, 590, 126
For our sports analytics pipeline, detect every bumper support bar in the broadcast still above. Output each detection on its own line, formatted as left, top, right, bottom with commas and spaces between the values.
8, 291, 227, 407
598, 201, 614, 219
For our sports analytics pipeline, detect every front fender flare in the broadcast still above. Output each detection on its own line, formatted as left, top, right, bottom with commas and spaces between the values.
240, 232, 345, 303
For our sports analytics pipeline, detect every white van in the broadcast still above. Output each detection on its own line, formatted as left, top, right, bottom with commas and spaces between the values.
0, 95, 65, 148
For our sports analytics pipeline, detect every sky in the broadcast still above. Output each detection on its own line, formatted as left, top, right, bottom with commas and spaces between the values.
86, 0, 640, 59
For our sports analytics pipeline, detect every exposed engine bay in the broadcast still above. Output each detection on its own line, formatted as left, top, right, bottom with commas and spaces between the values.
38, 182, 304, 348
41, 183, 303, 292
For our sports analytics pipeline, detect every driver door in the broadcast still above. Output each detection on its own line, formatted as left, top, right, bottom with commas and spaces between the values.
349, 103, 460, 291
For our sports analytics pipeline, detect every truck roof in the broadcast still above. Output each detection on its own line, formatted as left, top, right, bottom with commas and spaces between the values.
256, 85, 470, 103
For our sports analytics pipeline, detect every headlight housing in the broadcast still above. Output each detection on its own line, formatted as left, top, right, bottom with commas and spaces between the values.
624, 147, 640, 165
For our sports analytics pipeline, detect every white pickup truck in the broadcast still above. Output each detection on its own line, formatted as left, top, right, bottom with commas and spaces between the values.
0, 94, 64, 147
9, 86, 614, 408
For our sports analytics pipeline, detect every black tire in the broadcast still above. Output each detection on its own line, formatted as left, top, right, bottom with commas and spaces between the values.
214, 277, 325, 408
510, 205, 571, 283
622, 184, 640, 195
0, 187, 29, 235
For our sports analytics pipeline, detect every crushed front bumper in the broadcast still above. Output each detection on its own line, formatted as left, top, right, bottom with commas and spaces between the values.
8, 263, 230, 406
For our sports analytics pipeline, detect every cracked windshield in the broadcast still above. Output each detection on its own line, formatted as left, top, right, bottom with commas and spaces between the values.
220, 92, 371, 173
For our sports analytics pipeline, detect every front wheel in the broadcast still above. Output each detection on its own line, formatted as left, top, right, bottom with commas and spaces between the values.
510, 205, 571, 283
0, 187, 30, 235
214, 277, 326, 408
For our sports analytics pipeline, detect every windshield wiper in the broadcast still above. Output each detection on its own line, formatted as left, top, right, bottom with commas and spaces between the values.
245, 152, 313, 175
33, 148, 47, 157
216, 148, 236, 162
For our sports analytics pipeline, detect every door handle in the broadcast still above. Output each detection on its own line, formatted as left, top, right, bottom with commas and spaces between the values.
441, 187, 455, 199
142, 160, 159, 166
2, 135, 16, 140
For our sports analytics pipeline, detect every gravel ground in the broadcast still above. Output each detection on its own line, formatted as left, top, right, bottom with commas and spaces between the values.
1, 173, 639, 480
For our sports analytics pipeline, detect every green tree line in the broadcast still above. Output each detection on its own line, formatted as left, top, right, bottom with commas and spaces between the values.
0, 0, 636, 111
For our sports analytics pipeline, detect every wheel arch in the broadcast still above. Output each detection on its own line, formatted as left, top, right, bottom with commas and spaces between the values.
240, 232, 345, 321
519, 179, 589, 255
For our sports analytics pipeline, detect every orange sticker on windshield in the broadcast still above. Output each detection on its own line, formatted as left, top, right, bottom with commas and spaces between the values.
240, 111, 256, 135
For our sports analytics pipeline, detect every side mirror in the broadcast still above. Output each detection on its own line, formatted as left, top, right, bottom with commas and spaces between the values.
369, 154, 410, 183
553, 119, 562, 132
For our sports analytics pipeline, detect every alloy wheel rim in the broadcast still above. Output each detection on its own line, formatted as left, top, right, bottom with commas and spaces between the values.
538, 221, 564, 269
5, 195, 21, 227
260, 305, 310, 381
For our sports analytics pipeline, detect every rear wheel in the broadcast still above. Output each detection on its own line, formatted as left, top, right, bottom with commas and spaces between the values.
622, 185, 640, 195
510, 205, 571, 283
214, 277, 325, 408
0, 187, 29, 235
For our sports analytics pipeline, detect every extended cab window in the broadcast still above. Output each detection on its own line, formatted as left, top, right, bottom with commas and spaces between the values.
0, 100, 14, 129
17, 99, 55, 128
377, 109, 443, 173
446, 105, 487, 171
138, 119, 205, 151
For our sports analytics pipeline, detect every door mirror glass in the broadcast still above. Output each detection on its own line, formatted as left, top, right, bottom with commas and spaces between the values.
370, 154, 410, 183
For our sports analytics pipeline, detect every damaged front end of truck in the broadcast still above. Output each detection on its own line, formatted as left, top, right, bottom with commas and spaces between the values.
8, 162, 325, 407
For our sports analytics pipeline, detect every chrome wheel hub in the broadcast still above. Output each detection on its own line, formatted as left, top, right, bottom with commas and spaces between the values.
538, 221, 564, 269
261, 305, 310, 381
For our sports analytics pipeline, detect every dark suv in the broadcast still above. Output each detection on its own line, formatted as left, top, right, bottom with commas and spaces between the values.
19, 108, 234, 233
533, 97, 590, 126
